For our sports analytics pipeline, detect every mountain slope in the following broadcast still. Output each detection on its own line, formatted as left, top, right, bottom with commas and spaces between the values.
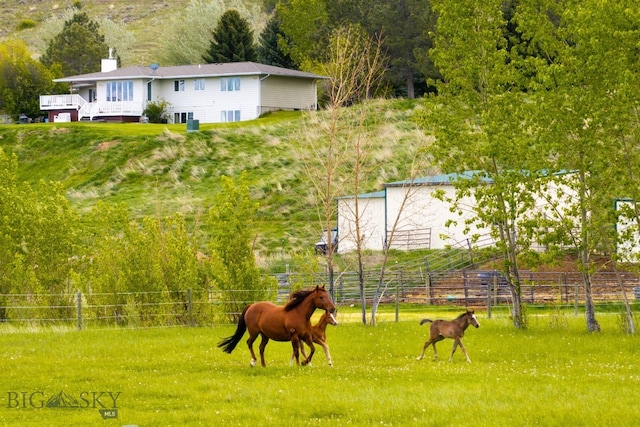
2, 0, 207, 64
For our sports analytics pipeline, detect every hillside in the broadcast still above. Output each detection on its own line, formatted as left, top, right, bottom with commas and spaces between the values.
0, 98, 429, 259
1, 0, 263, 65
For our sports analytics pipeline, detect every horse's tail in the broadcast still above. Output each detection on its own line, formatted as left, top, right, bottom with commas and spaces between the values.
420, 318, 433, 325
218, 305, 250, 354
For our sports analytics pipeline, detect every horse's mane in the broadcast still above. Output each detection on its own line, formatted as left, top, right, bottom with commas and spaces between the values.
456, 311, 471, 319
284, 288, 316, 312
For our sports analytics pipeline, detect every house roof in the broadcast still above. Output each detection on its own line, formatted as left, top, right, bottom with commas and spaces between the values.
385, 171, 494, 188
54, 61, 327, 83
338, 191, 386, 200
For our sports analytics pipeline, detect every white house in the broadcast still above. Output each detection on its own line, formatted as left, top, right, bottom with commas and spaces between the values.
39, 52, 326, 123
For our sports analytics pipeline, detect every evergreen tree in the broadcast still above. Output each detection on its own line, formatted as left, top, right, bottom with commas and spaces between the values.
202, 9, 258, 63
257, 14, 297, 69
40, 12, 111, 76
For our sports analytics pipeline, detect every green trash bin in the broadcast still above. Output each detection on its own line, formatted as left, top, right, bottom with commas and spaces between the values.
186, 119, 199, 132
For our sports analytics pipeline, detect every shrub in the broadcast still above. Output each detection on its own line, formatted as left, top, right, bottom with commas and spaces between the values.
16, 20, 37, 31
143, 99, 170, 123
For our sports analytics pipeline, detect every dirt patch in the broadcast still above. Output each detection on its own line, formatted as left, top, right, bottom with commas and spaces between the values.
96, 140, 118, 151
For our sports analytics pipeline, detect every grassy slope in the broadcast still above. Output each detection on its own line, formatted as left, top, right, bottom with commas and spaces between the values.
0, 100, 426, 259
1, 0, 191, 63
0, 309, 638, 426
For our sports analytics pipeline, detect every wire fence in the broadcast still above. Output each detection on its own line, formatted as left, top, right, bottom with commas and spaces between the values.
1, 269, 639, 329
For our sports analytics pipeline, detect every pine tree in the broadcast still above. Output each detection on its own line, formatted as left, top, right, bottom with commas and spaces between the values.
257, 14, 297, 69
202, 9, 257, 63
40, 12, 111, 76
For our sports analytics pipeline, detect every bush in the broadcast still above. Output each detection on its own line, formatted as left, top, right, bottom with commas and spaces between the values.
16, 20, 37, 31
143, 99, 170, 123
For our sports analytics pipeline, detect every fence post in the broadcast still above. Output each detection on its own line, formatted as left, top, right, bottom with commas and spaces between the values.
395, 283, 399, 322
187, 289, 194, 327
574, 282, 579, 316
424, 257, 432, 306
487, 278, 492, 319
76, 291, 82, 331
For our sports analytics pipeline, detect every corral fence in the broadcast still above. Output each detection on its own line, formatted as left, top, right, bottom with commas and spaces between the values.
1, 270, 639, 329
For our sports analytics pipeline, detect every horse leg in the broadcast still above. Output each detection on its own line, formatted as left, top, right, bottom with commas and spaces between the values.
290, 340, 308, 366
417, 339, 434, 360
320, 341, 333, 367
291, 336, 301, 366
258, 335, 269, 367
449, 339, 458, 362
246, 333, 259, 367
301, 337, 315, 366
455, 338, 472, 363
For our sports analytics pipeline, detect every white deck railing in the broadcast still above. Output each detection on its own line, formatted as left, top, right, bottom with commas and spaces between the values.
40, 94, 86, 110
40, 95, 143, 120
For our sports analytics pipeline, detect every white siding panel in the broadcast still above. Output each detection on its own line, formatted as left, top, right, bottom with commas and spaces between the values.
386, 185, 491, 249
337, 196, 386, 253
261, 76, 317, 111
215, 76, 261, 121
150, 76, 260, 123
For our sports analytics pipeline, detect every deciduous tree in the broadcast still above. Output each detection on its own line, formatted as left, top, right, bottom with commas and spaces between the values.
207, 173, 275, 320
417, 0, 544, 329
0, 40, 58, 120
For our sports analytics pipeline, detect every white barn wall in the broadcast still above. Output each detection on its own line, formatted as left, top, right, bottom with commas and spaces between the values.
385, 184, 491, 250
337, 194, 386, 253
337, 173, 582, 255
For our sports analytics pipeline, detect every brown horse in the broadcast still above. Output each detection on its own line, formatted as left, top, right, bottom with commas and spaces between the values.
416, 309, 480, 363
291, 310, 338, 367
218, 286, 336, 367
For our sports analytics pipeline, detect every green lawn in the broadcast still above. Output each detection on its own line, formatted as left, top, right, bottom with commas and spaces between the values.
0, 309, 638, 426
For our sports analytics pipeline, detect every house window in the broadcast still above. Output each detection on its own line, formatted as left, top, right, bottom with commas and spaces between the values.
174, 112, 192, 124
220, 78, 240, 92
221, 110, 241, 122
147, 81, 152, 101
106, 81, 133, 102
174, 80, 185, 91
194, 79, 205, 91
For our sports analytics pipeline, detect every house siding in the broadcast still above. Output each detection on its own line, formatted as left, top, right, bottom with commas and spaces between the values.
261, 76, 317, 112
150, 75, 261, 123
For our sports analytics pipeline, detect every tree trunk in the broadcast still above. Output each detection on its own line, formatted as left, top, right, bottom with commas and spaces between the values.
612, 262, 635, 334
358, 269, 367, 324
582, 272, 601, 332
406, 69, 415, 99
328, 262, 335, 301
509, 283, 525, 328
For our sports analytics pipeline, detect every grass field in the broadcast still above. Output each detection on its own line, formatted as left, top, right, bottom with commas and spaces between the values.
1, 307, 639, 426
